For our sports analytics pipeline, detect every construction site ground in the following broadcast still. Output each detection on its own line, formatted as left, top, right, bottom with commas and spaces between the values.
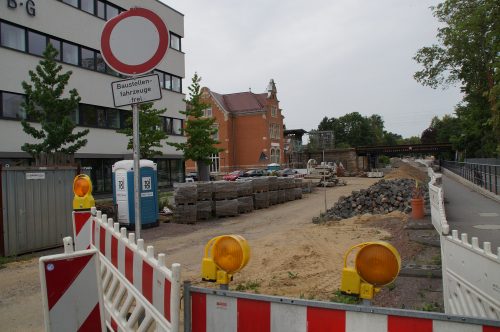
0, 162, 442, 331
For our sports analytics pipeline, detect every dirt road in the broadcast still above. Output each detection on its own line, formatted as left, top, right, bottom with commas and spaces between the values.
2, 175, 435, 330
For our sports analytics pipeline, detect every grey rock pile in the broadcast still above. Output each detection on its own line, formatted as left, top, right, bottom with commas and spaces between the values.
325, 179, 427, 221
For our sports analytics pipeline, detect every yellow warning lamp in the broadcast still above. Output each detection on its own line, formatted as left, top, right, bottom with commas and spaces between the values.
72, 174, 95, 210
340, 241, 400, 300
201, 235, 250, 287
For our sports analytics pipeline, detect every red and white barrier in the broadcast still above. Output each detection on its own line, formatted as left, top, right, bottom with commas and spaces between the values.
39, 237, 105, 332
72, 210, 93, 251
187, 286, 500, 332
91, 210, 181, 332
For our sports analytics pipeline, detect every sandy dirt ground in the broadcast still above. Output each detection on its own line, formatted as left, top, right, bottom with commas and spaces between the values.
0, 168, 440, 330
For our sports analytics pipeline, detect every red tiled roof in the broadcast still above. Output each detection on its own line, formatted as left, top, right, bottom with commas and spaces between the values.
210, 91, 268, 113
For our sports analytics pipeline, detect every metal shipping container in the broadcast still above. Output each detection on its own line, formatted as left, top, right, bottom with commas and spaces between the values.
1, 166, 76, 256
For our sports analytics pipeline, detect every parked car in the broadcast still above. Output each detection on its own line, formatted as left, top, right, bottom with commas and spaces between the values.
185, 172, 215, 182
185, 172, 198, 182
223, 170, 245, 181
278, 168, 298, 177
241, 169, 266, 177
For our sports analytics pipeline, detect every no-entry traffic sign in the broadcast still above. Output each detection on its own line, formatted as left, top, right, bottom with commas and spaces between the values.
101, 7, 169, 75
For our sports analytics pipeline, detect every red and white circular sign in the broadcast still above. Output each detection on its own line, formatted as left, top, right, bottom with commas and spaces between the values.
101, 8, 169, 75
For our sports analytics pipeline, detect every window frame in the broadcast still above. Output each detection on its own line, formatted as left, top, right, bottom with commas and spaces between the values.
0, 91, 26, 120
1, 19, 183, 93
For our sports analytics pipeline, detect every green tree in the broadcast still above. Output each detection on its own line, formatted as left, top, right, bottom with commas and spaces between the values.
117, 102, 168, 159
413, 0, 500, 155
21, 43, 88, 160
168, 73, 222, 181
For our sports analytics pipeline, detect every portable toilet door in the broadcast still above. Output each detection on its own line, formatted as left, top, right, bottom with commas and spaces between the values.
112, 160, 133, 225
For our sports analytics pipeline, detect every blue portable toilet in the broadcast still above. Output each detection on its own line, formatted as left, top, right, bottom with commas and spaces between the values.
112, 159, 158, 228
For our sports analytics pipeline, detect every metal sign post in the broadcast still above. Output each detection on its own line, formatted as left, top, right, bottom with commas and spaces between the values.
132, 103, 141, 239
100, 7, 170, 239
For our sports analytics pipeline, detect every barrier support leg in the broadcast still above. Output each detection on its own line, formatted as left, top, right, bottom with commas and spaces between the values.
184, 281, 191, 332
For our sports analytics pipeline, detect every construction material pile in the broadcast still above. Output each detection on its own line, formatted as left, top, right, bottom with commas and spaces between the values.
173, 176, 314, 223
324, 179, 426, 221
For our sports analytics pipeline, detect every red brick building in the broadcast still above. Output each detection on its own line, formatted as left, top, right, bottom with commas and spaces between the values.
186, 79, 285, 173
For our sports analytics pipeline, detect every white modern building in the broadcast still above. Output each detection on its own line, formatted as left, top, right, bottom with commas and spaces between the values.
0, 0, 186, 193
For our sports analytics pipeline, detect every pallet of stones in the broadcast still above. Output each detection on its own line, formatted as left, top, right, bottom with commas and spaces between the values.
172, 202, 197, 224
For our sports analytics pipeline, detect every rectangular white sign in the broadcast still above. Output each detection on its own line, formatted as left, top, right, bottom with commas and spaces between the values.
111, 74, 162, 107
26, 172, 45, 180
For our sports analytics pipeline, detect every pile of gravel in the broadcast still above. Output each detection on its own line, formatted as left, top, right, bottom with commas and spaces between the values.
324, 179, 427, 221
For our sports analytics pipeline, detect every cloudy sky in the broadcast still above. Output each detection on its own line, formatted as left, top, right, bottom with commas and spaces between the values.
162, 0, 461, 138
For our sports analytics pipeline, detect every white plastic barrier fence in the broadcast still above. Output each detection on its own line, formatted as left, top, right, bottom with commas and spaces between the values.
91, 209, 181, 332
39, 237, 106, 332
184, 284, 500, 332
442, 231, 500, 320
428, 167, 500, 319
427, 171, 450, 235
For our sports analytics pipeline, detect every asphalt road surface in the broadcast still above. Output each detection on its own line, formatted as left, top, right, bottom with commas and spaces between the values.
442, 174, 500, 249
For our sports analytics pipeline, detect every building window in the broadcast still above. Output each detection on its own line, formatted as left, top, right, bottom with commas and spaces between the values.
62, 0, 78, 7
271, 106, 277, 117
49, 38, 62, 60
106, 4, 120, 20
270, 123, 279, 139
165, 74, 172, 90
1, 92, 25, 119
80, 104, 98, 126
1, 22, 25, 51
28, 31, 46, 56
203, 108, 212, 117
270, 148, 280, 164
81, 47, 95, 70
80, 0, 95, 14
172, 118, 183, 135
96, 1, 106, 19
62, 42, 79, 65
107, 109, 120, 129
211, 124, 219, 140
209, 154, 220, 173
1, 20, 183, 93
172, 76, 182, 93
154, 71, 165, 88
170, 33, 181, 51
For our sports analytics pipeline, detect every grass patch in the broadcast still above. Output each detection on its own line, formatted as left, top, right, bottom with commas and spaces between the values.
420, 302, 441, 312
235, 280, 261, 292
330, 290, 361, 305
0, 254, 33, 269
287, 271, 298, 279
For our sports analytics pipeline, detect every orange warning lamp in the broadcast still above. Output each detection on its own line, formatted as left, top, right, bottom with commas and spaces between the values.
201, 235, 250, 286
73, 174, 95, 210
341, 241, 400, 300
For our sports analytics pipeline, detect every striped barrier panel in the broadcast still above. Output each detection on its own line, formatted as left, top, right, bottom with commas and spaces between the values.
91, 210, 181, 332
72, 210, 93, 251
39, 237, 106, 332
185, 284, 500, 332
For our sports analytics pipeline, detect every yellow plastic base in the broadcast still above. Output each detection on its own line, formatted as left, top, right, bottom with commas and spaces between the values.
201, 258, 217, 282
340, 268, 361, 295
